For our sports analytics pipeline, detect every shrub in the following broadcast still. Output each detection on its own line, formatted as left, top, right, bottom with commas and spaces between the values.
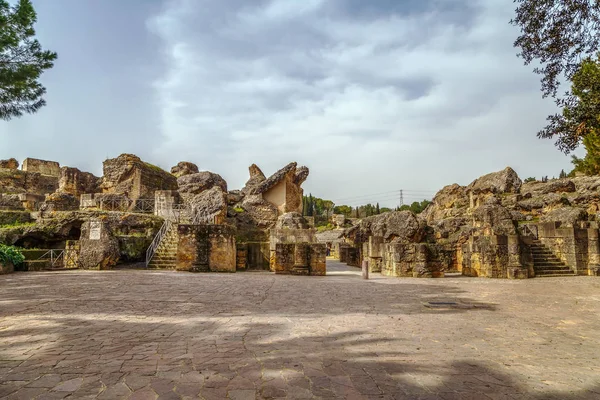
0, 244, 25, 267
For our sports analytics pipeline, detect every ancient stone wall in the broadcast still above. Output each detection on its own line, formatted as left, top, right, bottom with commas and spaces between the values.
22, 158, 60, 177
271, 242, 326, 275
381, 243, 446, 278
0, 169, 59, 196
176, 224, 236, 272
460, 234, 527, 279
58, 167, 101, 197
269, 228, 316, 251
101, 154, 177, 202
537, 222, 600, 276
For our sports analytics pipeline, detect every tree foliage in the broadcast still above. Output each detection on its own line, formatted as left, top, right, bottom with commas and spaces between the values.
511, 0, 600, 152
0, 0, 57, 120
398, 200, 431, 215
572, 131, 600, 175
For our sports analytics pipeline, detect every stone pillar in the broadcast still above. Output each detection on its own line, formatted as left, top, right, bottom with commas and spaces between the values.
64, 240, 79, 269
292, 243, 310, 275
507, 234, 528, 279
368, 236, 383, 273
586, 227, 600, 276
236, 244, 247, 271
79, 194, 96, 209
309, 243, 326, 276
362, 260, 369, 279
155, 190, 179, 218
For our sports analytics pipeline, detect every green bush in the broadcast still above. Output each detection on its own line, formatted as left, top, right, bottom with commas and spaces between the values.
0, 244, 25, 267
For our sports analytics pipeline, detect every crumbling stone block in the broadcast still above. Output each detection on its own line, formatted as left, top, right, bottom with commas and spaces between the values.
0, 158, 18, 170
22, 158, 60, 177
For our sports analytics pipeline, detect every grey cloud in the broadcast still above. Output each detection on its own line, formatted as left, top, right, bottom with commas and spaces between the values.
0, 0, 574, 205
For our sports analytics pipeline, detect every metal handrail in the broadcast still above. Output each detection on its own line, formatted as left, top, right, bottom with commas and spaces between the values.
145, 219, 172, 268
37, 249, 77, 268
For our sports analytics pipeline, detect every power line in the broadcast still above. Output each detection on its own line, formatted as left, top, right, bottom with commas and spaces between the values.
331, 189, 435, 203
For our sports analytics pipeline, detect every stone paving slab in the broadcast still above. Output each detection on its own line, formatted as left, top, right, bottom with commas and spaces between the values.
1, 260, 600, 399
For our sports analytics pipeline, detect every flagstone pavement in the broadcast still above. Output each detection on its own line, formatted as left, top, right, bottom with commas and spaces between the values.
1, 260, 600, 399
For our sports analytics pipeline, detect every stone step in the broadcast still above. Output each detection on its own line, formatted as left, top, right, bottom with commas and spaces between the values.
152, 256, 176, 262
532, 259, 564, 265
535, 271, 576, 277
531, 250, 554, 255
534, 265, 572, 271
148, 263, 177, 269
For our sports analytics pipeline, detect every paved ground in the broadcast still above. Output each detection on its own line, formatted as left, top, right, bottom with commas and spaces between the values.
1, 260, 600, 399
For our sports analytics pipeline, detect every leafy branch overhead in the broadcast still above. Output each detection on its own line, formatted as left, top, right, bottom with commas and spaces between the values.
0, 0, 57, 120
511, 0, 600, 152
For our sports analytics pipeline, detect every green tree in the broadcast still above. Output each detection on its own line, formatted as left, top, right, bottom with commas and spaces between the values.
0, 0, 57, 120
538, 56, 600, 153
375, 203, 380, 214
399, 200, 431, 214
559, 169, 567, 179
333, 205, 352, 217
510, 1, 600, 151
572, 131, 600, 175
524, 177, 536, 183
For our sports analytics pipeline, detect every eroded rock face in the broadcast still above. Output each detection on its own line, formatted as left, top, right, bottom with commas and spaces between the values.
101, 154, 177, 200
472, 203, 516, 236
0, 168, 59, 195
79, 219, 120, 270
58, 167, 101, 197
42, 192, 79, 212
171, 162, 199, 178
240, 195, 279, 228
421, 183, 469, 224
187, 186, 228, 223
275, 212, 310, 230
468, 167, 522, 195
242, 164, 266, 194
540, 207, 589, 227
348, 211, 425, 244
177, 171, 227, 196
0, 158, 18, 170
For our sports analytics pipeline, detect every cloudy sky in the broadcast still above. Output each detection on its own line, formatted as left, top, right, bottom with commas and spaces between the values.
0, 0, 582, 207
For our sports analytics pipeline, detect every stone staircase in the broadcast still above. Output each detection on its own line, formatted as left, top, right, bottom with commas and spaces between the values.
147, 223, 178, 269
530, 240, 576, 277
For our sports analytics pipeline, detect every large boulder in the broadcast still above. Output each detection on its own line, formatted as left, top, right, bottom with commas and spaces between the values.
275, 212, 311, 230
347, 211, 425, 244
421, 183, 469, 224
239, 195, 280, 228
540, 207, 589, 227
177, 171, 227, 196
187, 186, 228, 223
472, 203, 516, 236
468, 167, 522, 195
79, 219, 120, 270
171, 161, 199, 178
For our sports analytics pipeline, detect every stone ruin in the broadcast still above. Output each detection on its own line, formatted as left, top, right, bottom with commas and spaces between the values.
2, 153, 600, 280
323, 166, 600, 279
0, 154, 324, 275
